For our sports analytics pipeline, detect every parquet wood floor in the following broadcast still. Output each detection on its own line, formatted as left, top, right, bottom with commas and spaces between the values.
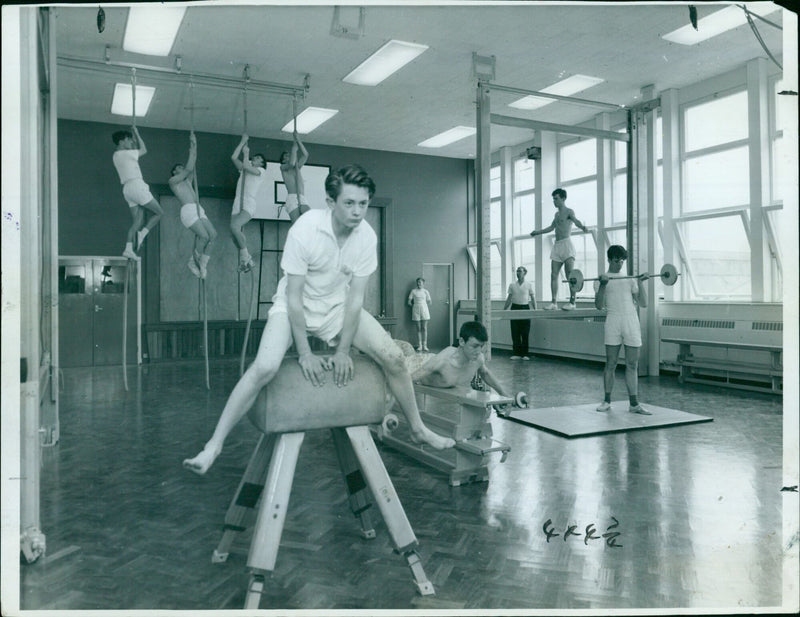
19, 353, 785, 612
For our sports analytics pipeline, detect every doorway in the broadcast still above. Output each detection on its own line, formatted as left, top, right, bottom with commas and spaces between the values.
422, 263, 454, 351
58, 257, 139, 367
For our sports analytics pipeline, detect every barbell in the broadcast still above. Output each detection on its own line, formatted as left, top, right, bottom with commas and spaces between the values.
494, 391, 529, 417
564, 263, 680, 293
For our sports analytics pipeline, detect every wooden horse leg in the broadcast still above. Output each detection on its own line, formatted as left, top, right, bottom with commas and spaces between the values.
345, 425, 435, 596
244, 432, 305, 609
331, 427, 376, 539
213, 433, 277, 563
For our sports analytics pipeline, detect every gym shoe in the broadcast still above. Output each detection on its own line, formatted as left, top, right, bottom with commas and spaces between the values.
596, 401, 611, 412
136, 229, 148, 251
543, 303, 558, 311
562, 302, 576, 311
422, 346, 429, 352
198, 256, 209, 279
629, 404, 652, 415
188, 256, 201, 278
510, 355, 522, 361
522, 356, 530, 361
122, 248, 140, 261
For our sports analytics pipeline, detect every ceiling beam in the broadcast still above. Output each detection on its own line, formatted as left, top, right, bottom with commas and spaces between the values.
57, 55, 307, 99
486, 82, 624, 111
490, 113, 630, 142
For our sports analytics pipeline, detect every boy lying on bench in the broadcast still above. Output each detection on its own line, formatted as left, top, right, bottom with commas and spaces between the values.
399, 321, 512, 397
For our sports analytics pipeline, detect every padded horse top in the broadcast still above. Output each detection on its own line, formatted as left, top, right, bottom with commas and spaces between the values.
248, 354, 389, 435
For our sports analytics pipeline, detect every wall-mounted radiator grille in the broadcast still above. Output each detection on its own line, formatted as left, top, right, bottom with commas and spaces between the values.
661, 318, 735, 329
752, 321, 782, 331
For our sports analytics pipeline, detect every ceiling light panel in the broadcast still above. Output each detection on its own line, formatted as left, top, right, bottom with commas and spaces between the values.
111, 83, 155, 117
509, 74, 605, 111
343, 39, 429, 86
123, 5, 186, 56
281, 107, 339, 134
418, 126, 476, 148
662, 3, 781, 46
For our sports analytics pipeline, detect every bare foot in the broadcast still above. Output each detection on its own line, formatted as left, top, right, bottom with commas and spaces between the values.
182, 442, 221, 475
410, 426, 455, 450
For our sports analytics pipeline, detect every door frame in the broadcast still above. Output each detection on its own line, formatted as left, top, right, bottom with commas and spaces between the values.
422, 262, 454, 348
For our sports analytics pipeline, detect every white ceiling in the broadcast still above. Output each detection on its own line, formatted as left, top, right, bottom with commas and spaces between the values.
54, 2, 786, 159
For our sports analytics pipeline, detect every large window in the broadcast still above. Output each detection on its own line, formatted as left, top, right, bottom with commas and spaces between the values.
677, 89, 751, 299
560, 138, 597, 181
684, 91, 748, 151
558, 137, 597, 297
510, 157, 537, 296
678, 215, 751, 299
683, 146, 750, 212
474, 70, 784, 306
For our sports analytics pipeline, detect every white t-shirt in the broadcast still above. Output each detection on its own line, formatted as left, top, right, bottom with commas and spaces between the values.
273, 209, 378, 315
233, 168, 265, 204
112, 149, 143, 184
507, 281, 534, 305
408, 288, 431, 305
594, 274, 638, 315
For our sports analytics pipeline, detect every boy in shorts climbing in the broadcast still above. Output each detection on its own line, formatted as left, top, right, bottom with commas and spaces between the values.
112, 126, 163, 260
169, 131, 217, 278
230, 134, 266, 272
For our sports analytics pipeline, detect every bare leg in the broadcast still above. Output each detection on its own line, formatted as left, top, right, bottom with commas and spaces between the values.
421, 321, 428, 351
197, 218, 217, 254
190, 218, 216, 255
623, 345, 639, 397
549, 260, 562, 304
230, 211, 252, 250
353, 310, 454, 450
139, 198, 163, 235
563, 257, 576, 304
603, 344, 622, 396
183, 313, 293, 474
126, 206, 144, 245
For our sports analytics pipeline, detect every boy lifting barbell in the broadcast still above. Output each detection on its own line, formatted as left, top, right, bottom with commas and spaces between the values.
588, 245, 681, 415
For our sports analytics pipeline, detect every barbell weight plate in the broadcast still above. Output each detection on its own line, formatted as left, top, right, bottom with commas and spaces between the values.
515, 391, 528, 408
382, 413, 400, 432
660, 263, 679, 286
569, 269, 585, 293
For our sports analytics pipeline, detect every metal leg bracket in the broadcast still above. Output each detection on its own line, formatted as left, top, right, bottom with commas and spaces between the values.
404, 549, 435, 596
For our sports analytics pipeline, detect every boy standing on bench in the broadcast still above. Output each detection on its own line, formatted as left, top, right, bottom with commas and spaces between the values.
184, 164, 454, 475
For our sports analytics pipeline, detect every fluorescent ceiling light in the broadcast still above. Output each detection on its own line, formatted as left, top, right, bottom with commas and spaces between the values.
281, 107, 339, 134
123, 5, 186, 56
509, 74, 605, 111
418, 126, 476, 148
111, 83, 155, 117
662, 4, 781, 45
343, 39, 429, 86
